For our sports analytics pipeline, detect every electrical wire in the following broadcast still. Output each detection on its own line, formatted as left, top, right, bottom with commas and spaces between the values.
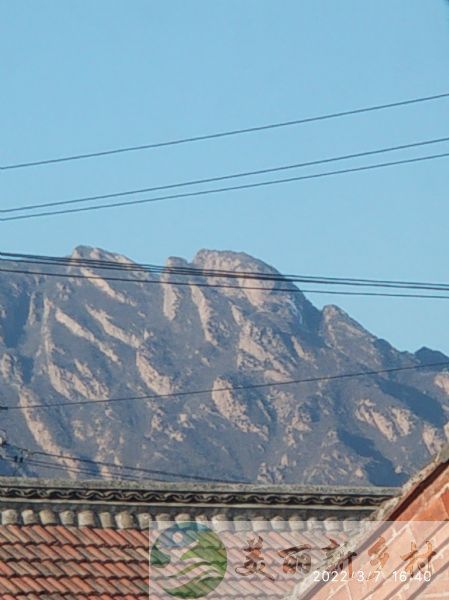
2, 363, 447, 480
1, 361, 447, 412
3, 265, 449, 299
1, 452, 113, 481
5, 446, 248, 484
3, 250, 449, 292
19, 458, 249, 484
21, 458, 159, 482
3, 256, 449, 300
3, 150, 449, 222
3, 91, 448, 170
20, 447, 249, 483
3, 135, 449, 215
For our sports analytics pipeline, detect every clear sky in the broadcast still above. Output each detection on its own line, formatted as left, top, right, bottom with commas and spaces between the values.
2, 1, 449, 354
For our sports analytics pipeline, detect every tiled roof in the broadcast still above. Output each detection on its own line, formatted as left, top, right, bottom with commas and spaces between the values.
0, 476, 399, 525
0, 477, 399, 598
0, 523, 148, 598
0, 517, 367, 599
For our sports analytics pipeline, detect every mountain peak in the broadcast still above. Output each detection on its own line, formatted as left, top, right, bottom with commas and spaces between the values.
415, 346, 449, 364
192, 249, 280, 275
0, 246, 448, 485
70, 245, 134, 265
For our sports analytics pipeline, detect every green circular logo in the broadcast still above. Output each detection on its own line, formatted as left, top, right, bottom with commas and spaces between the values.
150, 521, 227, 598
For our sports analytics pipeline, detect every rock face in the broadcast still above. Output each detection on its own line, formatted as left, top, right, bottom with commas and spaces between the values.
0, 246, 448, 486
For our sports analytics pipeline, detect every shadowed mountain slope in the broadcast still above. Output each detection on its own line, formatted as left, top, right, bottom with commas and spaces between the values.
0, 246, 448, 486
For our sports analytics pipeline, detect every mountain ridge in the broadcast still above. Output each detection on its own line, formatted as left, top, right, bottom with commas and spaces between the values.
0, 246, 448, 486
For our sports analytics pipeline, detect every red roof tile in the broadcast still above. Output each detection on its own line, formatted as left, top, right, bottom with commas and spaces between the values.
0, 525, 149, 598
0, 577, 21, 595
50, 525, 81, 546
0, 563, 14, 578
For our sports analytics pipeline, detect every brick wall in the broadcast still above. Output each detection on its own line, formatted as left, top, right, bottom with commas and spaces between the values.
393, 463, 449, 522
299, 461, 449, 599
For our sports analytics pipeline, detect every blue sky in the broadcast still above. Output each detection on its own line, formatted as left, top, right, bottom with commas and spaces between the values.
2, 0, 449, 354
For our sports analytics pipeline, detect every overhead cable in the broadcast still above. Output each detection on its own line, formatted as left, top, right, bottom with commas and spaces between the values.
3, 250, 449, 292
2, 254, 449, 299
0, 361, 447, 412
3, 135, 449, 215
3, 150, 449, 222
3, 91, 448, 170
4, 444, 248, 484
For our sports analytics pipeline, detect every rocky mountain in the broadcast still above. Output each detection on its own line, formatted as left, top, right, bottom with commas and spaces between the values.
0, 246, 448, 486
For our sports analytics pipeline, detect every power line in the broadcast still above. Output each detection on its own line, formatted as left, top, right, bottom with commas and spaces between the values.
3, 265, 449, 300
2, 92, 448, 171
3, 135, 449, 215
2, 150, 449, 222
21, 457, 133, 481
19, 458, 248, 484
3, 256, 449, 300
22, 458, 155, 482
19, 457, 194, 484
1, 361, 447, 412
4, 250, 449, 292
4, 444, 248, 484
0, 361, 446, 480
3, 455, 108, 480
